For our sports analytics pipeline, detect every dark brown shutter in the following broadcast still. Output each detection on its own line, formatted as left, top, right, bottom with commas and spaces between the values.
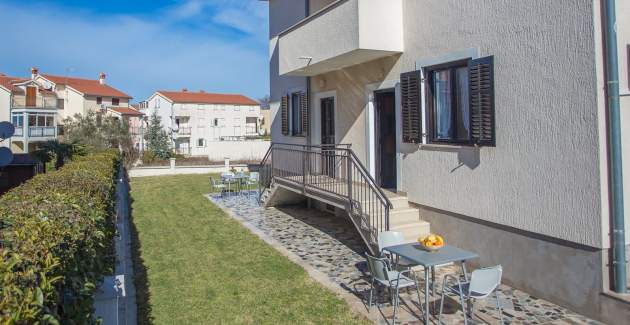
469, 56, 495, 146
281, 95, 289, 135
300, 91, 309, 136
400, 70, 422, 143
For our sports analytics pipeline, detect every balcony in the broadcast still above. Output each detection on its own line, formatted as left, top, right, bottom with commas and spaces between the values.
277, 0, 403, 76
176, 126, 192, 136
28, 127, 56, 138
12, 96, 59, 109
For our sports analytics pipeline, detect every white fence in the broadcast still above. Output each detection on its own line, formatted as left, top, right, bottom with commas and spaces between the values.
190, 140, 270, 161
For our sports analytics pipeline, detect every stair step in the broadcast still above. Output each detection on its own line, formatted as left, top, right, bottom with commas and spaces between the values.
389, 208, 420, 224
388, 196, 411, 210
390, 220, 431, 242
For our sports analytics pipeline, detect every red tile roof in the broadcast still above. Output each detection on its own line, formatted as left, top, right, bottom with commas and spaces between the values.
109, 107, 144, 116
157, 91, 259, 105
0, 74, 25, 92
42, 74, 131, 99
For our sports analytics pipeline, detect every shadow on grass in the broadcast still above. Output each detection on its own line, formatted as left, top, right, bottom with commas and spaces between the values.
125, 173, 154, 325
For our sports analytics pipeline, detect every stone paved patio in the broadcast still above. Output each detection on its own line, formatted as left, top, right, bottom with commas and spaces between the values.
207, 192, 600, 325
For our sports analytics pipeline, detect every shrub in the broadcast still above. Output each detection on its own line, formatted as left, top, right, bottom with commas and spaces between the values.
0, 150, 120, 324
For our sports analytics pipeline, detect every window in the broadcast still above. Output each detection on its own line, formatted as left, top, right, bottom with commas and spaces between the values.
155, 98, 161, 108
12, 114, 23, 127
197, 138, 206, 147
213, 118, 219, 127
96, 97, 102, 105
291, 92, 303, 136
427, 61, 470, 143
400, 56, 495, 146
112, 98, 120, 106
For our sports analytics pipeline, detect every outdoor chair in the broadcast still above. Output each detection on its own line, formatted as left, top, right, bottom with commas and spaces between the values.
378, 231, 419, 270
438, 265, 504, 325
209, 177, 227, 197
366, 254, 423, 324
221, 172, 236, 194
244, 172, 259, 198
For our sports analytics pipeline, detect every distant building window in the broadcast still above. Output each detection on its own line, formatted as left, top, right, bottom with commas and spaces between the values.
213, 118, 219, 127
197, 138, 205, 147
155, 98, 161, 108
291, 92, 303, 136
112, 98, 120, 106
96, 97, 102, 104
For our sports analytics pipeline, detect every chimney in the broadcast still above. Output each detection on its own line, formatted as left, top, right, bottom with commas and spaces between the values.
200, 90, 205, 93
99, 72, 106, 85
31, 67, 39, 79
182, 88, 188, 92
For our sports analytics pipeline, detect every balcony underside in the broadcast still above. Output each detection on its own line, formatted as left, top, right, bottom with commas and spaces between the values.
282, 49, 401, 77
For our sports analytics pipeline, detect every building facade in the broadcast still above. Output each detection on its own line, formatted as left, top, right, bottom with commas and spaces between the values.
264, 0, 630, 323
142, 90, 263, 156
1, 68, 133, 153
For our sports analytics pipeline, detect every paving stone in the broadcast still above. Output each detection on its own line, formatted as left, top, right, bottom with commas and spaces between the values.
208, 193, 600, 325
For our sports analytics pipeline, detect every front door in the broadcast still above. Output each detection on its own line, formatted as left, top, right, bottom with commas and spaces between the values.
375, 90, 397, 189
26, 87, 37, 107
321, 97, 335, 177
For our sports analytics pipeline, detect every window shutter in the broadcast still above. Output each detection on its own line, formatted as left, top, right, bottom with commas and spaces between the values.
300, 91, 309, 136
281, 95, 289, 135
469, 56, 495, 146
400, 70, 422, 143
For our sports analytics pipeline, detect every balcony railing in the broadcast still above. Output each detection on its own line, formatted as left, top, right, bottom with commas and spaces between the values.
28, 127, 56, 137
12, 97, 58, 109
177, 127, 192, 136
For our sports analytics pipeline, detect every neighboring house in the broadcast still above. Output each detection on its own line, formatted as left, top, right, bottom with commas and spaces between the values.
0, 74, 20, 149
260, 108, 271, 136
142, 90, 262, 156
262, 0, 630, 323
107, 106, 146, 151
3, 68, 132, 153
0, 154, 43, 195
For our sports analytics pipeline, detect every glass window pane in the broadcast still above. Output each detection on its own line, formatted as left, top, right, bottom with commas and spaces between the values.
29, 115, 37, 126
46, 115, 55, 126
433, 70, 452, 140
38, 115, 45, 127
291, 93, 301, 135
455, 67, 470, 140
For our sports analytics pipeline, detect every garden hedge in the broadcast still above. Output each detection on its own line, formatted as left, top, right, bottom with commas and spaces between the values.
0, 150, 120, 324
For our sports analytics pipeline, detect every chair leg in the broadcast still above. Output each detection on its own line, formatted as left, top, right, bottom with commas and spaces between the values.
393, 286, 400, 325
459, 295, 468, 325
495, 291, 504, 325
368, 279, 374, 308
414, 279, 424, 316
438, 289, 446, 325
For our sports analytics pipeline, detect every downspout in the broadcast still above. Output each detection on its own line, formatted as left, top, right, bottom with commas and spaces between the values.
603, 0, 627, 294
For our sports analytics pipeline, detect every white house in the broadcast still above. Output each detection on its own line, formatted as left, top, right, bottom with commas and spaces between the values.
143, 90, 264, 157
2, 67, 133, 153
262, 0, 630, 323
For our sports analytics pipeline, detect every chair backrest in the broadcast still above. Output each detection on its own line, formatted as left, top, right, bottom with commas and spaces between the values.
222, 172, 234, 179
378, 231, 406, 255
249, 172, 259, 181
366, 254, 391, 282
469, 265, 502, 297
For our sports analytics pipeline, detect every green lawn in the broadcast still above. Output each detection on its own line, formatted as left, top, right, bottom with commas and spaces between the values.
129, 174, 368, 325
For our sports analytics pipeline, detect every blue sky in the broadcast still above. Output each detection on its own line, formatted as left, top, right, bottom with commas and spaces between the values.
0, 0, 269, 102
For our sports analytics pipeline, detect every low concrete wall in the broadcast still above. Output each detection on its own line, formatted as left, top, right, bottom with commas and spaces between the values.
190, 140, 270, 161
129, 164, 249, 178
415, 204, 630, 324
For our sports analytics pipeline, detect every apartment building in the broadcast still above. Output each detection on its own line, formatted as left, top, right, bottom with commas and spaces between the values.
142, 90, 262, 156
262, 0, 630, 323
0, 68, 133, 153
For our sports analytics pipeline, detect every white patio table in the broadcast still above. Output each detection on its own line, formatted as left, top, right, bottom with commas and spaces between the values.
383, 243, 479, 325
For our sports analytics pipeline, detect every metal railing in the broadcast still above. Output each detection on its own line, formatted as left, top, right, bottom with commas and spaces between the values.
12, 96, 58, 109
177, 127, 192, 135
259, 142, 392, 252
28, 127, 56, 137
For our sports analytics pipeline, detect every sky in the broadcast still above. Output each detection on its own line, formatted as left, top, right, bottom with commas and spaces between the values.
0, 0, 270, 103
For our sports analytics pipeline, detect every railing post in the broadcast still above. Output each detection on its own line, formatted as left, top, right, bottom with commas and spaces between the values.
346, 151, 352, 211
302, 149, 306, 194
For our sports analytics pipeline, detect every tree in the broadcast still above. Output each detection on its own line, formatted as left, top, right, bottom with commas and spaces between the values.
32, 140, 85, 170
145, 112, 171, 159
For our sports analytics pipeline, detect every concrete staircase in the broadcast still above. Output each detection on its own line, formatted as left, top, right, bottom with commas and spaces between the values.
382, 190, 431, 242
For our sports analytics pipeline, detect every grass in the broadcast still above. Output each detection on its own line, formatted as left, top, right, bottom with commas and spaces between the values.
129, 174, 368, 325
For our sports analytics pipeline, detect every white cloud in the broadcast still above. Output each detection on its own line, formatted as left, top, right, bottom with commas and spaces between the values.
0, 1, 270, 101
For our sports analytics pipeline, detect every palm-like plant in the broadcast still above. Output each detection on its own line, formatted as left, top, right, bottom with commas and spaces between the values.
32, 140, 85, 170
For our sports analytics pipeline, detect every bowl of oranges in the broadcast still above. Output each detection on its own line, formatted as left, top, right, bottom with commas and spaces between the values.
418, 234, 445, 252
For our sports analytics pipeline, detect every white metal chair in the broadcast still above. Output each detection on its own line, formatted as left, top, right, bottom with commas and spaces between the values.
209, 177, 227, 197
378, 231, 418, 269
244, 172, 259, 198
438, 265, 504, 325
221, 172, 236, 195
366, 254, 423, 324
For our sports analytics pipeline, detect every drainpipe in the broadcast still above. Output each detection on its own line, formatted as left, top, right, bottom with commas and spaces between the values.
603, 0, 627, 294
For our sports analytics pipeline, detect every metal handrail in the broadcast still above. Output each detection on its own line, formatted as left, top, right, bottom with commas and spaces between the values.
347, 150, 393, 209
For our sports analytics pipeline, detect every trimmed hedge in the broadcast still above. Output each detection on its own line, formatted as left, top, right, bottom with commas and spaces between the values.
0, 150, 120, 324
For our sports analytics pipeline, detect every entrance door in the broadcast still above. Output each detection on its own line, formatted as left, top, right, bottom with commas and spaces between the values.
26, 87, 37, 107
375, 90, 397, 189
320, 97, 335, 177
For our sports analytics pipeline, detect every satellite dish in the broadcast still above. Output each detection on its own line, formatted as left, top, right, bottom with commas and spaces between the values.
0, 147, 13, 167
0, 121, 15, 139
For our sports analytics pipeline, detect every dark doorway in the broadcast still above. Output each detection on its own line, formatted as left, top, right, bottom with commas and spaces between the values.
375, 90, 397, 190
321, 97, 335, 177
